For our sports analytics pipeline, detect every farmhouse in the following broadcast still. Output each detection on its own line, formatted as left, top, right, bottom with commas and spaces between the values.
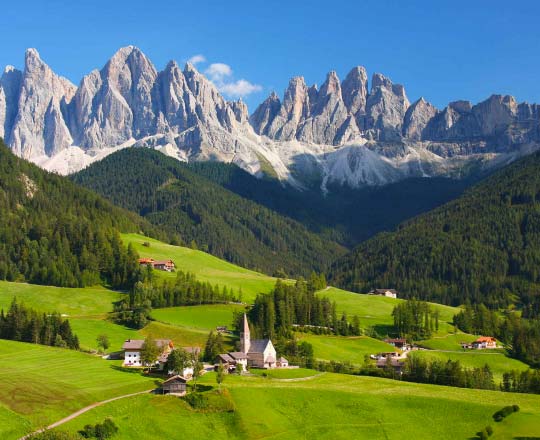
473, 336, 497, 349
369, 289, 398, 299
137, 258, 175, 272
376, 357, 403, 373
162, 375, 188, 395
384, 338, 410, 351
122, 339, 173, 367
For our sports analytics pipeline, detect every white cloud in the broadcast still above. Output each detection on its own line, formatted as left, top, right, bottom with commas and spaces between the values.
205, 63, 233, 81
220, 79, 263, 97
204, 63, 262, 98
187, 54, 206, 65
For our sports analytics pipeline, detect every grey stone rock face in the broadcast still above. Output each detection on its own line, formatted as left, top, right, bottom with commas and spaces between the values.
402, 98, 438, 140
250, 92, 281, 135
364, 73, 410, 141
2, 46, 540, 189
9, 49, 75, 158
0, 66, 22, 141
341, 66, 368, 129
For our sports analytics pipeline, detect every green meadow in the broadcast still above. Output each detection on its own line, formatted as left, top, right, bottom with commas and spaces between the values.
0, 280, 123, 317
151, 304, 245, 331
0, 339, 156, 439
318, 287, 460, 336
121, 233, 279, 301
419, 333, 480, 351
410, 349, 531, 381
296, 334, 396, 365
51, 372, 540, 440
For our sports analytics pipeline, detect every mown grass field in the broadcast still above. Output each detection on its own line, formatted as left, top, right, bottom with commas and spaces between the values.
151, 304, 245, 331
0, 280, 123, 317
419, 333, 480, 351
249, 368, 320, 379
317, 287, 460, 336
410, 349, 531, 381
0, 339, 156, 439
70, 318, 141, 352
122, 233, 279, 301
296, 334, 396, 365
52, 372, 540, 440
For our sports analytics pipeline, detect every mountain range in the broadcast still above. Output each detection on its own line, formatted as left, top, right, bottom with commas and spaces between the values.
1, 46, 539, 189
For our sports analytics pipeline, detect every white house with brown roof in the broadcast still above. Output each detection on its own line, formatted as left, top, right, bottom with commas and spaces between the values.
369, 289, 398, 299
122, 339, 173, 367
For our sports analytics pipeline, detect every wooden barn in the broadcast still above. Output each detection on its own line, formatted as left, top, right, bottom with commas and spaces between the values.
162, 375, 188, 395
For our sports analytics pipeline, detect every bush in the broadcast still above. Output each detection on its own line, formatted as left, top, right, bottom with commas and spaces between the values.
79, 418, 118, 439
486, 426, 493, 436
493, 405, 519, 422
477, 429, 488, 440
184, 392, 208, 409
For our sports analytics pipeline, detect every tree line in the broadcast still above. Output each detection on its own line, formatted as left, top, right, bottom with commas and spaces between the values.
72, 147, 346, 278
329, 150, 540, 308
243, 278, 361, 340
454, 303, 540, 367
0, 140, 162, 290
0, 298, 79, 349
114, 269, 241, 329
392, 299, 439, 340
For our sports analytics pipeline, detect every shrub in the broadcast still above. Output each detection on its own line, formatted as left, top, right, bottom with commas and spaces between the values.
486, 426, 493, 436
79, 418, 118, 439
184, 392, 208, 409
493, 405, 519, 422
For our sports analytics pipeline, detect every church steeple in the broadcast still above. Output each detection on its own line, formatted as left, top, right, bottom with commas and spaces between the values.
241, 313, 251, 353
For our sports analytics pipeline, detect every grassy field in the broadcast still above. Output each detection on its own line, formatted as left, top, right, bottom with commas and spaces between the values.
0, 339, 156, 439
419, 333, 480, 351
122, 233, 279, 302
70, 318, 141, 352
317, 287, 460, 336
0, 280, 123, 317
249, 368, 320, 379
410, 350, 531, 381
297, 334, 396, 365
51, 372, 540, 440
151, 304, 245, 331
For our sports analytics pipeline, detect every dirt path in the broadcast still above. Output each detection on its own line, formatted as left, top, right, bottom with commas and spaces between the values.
19, 389, 155, 440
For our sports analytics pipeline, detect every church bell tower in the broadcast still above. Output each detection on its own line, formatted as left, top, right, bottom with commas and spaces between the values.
241, 313, 251, 353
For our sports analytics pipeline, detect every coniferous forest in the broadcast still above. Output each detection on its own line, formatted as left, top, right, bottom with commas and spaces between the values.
0, 141, 163, 289
330, 151, 540, 308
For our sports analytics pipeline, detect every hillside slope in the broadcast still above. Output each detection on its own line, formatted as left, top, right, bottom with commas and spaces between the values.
188, 161, 471, 246
330, 151, 540, 307
73, 148, 346, 276
0, 140, 162, 288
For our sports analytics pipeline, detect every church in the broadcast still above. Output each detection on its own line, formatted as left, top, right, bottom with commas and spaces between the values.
217, 314, 281, 370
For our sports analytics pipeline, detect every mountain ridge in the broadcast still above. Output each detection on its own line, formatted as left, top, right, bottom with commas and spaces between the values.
1, 46, 539, 189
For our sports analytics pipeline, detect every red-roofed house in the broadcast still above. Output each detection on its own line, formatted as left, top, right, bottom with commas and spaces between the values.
472, 336, 497, 349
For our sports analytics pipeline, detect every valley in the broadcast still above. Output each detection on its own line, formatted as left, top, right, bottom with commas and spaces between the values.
1, 233, 537, 439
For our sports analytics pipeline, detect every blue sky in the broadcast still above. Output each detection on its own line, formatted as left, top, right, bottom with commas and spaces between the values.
1, 0, 539, 112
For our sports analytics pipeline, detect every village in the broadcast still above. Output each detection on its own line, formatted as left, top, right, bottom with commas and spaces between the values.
120, 313, 295, 395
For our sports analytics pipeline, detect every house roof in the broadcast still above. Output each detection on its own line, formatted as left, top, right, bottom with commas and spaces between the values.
217, 353, 234, 363
249, 339, 271, 354
122, 339, 172, 350
229, 352, 247, 359
163, 375, 188, 384
183, 346, 201, 354
372, 289, 398, 294
376, 358, 402, 367
384, 338, 407, 344
278, 357, 288, 363
476, 336, 496, 343
138, 258, 155, 264
154, 260, 174, 265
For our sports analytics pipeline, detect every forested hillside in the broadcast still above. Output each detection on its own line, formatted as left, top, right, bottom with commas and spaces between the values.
330, 151, 540, 307
0, 140, 161, 288
72, 148, 346, 276
188, 161, 471, 246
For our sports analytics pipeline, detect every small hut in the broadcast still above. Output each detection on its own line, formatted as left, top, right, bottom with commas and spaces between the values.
162, 375, 188, 395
